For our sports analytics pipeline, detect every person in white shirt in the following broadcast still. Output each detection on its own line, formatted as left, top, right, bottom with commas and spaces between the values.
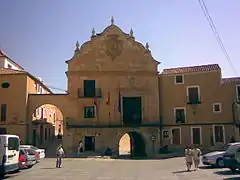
56, 144, 65, 168
192, 145, 202, 170
77, 140, 83, 156
185, 146, 193, 171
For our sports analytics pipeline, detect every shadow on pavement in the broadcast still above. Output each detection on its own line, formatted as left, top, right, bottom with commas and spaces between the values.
199, 165, 218, 169
172, 169, 195, 174
41, 167, 57, 170
214, 170, 239, 176
223, 178, 240, 180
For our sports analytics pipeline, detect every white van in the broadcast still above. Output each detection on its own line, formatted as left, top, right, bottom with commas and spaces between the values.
0, 134, 20, 177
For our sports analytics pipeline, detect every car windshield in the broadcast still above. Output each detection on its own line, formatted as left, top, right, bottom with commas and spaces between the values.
30, 146, 38, 150
226, 145, 240, 154
217, 144, 230, 151
25, 149, 36, 155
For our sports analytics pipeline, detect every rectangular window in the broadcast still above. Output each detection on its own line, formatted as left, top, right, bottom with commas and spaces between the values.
213, 103, 221, 113
1, 104, 7, 122
214, 125, 224, 143
7, 64, 12, 69
175, 75, 184, 84
187, 86, 200, 103
8, 137, 19, 151
174, 108, 186, 123
236, 85, 240, 101
83, 80, 96, 97
84, 106, 95, 118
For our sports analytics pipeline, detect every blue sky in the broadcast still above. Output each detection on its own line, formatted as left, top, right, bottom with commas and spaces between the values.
0, 0, 239, 92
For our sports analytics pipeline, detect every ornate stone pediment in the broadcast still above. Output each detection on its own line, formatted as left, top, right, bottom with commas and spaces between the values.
105, 34, 123, 61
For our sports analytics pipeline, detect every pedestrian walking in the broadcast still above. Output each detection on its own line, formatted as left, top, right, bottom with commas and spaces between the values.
56, 144, 65, 168
77, 140, 83, 156
184, 145, 193, 171
192, 145, 202, 170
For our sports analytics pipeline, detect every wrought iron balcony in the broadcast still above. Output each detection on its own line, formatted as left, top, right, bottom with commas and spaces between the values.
78, 88, 102, 98
186, 96, 202, 104
175, 116, 185, 123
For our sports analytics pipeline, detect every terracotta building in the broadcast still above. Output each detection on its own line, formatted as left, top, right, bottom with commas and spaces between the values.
27, 19, 240, 156
0, 52, 63, 145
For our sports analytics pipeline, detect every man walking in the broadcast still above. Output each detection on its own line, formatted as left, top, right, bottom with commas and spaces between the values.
56, 144, 65, 168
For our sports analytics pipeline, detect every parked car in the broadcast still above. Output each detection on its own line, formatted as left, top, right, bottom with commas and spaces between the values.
20, 145, 45, 159
223, 144, 240, 172
202, 142, 240, 168
20, 148, 38, 168
18, 149, 28, 169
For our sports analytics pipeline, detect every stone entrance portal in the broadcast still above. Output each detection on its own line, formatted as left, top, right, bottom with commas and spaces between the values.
119, 131, 146, 158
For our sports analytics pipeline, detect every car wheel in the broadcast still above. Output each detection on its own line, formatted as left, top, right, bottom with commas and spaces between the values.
216, 158, 225, 168
230, 168, 236, 173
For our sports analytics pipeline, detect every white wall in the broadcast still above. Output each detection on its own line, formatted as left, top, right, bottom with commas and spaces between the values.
0, 57, 22, 70
4, 58, 21, 70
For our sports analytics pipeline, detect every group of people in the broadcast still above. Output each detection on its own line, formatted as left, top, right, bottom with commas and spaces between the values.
185, 145, 202, 171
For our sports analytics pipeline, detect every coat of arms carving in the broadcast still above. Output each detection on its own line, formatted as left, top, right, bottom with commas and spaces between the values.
105, 35, 123, 60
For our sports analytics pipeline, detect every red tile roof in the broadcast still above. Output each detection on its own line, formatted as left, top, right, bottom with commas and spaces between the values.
161, 64, 221, 75
0, 68, 52, 93
222, 77, 240, 84
0, 68, 25, 75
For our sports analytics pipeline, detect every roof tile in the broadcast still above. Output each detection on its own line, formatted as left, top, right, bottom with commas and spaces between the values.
0, 68, 25, 75
161, 64, 221, 75
222, 77, 240, 84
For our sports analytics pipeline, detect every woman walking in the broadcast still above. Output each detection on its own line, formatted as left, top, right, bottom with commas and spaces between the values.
185, 146, 193, 171
56, 144, 65, 168
192, 146, 202, 170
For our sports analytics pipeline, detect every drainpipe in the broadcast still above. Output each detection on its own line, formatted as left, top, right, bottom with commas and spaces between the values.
232, 101, 236, 125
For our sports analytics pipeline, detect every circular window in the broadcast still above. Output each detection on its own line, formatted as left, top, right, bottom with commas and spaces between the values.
2, 82, 10, 88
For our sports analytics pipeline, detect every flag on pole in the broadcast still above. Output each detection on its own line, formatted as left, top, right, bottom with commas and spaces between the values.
118, 90, 121, 113
106, 92, 110, 105
94, 99, 98, 117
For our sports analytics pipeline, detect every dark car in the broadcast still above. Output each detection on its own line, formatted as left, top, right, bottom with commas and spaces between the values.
223, 144, 240, 172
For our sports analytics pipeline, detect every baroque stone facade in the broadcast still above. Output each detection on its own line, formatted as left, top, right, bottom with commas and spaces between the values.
27, 19, 240, 156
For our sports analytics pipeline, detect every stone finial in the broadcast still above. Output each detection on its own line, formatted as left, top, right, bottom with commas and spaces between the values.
111, 16, 114, 25
92, 28, 96, 36
145, 42, 149, 50
75, 41, 80, 52
130, 28, 133, 37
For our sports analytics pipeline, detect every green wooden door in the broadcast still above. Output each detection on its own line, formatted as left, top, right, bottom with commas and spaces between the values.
84, 80, 96, 97
123, 97, 142, 125
32, 129, 37, 146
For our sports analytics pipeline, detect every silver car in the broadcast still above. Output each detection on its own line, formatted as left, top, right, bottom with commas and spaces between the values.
202, 142, 240, 168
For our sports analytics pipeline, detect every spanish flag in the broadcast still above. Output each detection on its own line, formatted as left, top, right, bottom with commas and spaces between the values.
106, 92, 110, 105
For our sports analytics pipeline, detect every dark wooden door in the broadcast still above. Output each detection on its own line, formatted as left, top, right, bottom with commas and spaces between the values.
84, 136, 95, 151
192, 128, 201, 145
122, 97, 142, 125
0, 128, 7, 134
172, 128, 180, 145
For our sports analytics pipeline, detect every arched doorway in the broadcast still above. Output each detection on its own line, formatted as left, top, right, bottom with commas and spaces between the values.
119, 131, 146, 158
31, 104, 63, 146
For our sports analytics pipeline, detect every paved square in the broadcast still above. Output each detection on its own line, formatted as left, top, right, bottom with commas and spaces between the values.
6, 157, 240, 180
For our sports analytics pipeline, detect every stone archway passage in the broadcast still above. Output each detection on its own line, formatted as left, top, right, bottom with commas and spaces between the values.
119, 131, 146, 158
